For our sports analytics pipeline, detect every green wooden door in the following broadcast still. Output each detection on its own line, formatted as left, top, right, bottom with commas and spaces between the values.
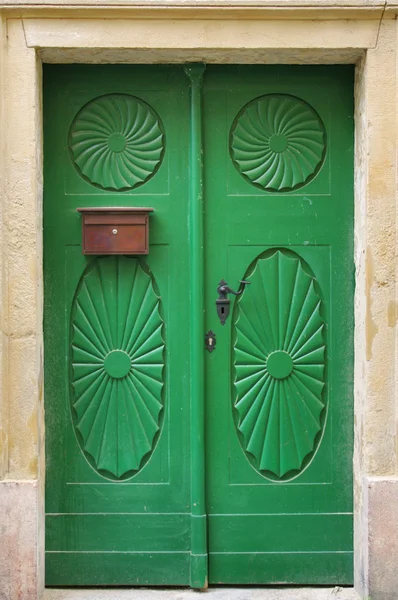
44, 64, 354, 587
44, 65, 192, 586
203, 66, 354, 584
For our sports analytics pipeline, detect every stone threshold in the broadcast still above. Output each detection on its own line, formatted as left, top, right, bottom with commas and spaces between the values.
44, 587, 359, 600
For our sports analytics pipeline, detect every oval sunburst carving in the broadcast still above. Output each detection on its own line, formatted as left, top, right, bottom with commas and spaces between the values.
70, 257, 164, 480
230, 94, 326, 191
233, 249, 326, 479
69, 94, 165, 191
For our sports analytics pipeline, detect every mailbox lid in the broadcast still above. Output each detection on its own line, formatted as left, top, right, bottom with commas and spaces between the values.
77, 207, 154, 255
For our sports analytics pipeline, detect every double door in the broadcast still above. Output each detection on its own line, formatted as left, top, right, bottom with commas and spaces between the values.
44, 64, 354, 587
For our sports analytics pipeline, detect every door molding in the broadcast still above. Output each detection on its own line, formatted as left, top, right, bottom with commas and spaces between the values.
1, 8, 397, 600
185, 63, 208, 589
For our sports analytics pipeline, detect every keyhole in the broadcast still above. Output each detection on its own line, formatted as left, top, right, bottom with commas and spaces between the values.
209, 338, 213, 346
221, 307, 225, 314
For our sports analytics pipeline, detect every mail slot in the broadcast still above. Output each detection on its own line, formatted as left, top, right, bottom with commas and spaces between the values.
77, 207, 154, 255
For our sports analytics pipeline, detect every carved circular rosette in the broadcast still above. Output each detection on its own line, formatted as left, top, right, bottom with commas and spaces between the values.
69, 94, 165, 191
70, 257, 165, 480
233, 249, 326, 480
230, 94, 326, 192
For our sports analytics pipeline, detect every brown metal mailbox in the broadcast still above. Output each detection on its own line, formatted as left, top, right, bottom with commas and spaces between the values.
77, 207, 154, 255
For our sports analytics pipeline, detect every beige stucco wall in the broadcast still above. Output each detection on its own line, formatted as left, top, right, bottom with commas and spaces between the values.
0, 2, 397, 599
0, 14, 7, 481
359, 21, 397, 477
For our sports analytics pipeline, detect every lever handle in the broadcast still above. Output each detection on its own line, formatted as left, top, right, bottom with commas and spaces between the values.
217, 279, 250, 299
216, 279, 250, 325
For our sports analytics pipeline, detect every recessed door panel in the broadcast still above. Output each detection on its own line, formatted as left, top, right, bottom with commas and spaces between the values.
70, 256, 165, 480
232, 248, 326, 481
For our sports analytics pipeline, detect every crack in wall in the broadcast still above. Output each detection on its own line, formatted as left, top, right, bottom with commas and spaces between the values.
375, 0, 388, 48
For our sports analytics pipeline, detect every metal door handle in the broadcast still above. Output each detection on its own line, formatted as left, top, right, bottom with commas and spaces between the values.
216, 279, 250, 325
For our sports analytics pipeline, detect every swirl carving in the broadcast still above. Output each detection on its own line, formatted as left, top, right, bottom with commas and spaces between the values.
70, 257, 164, 480
230, 94, 326, 191
69, 94, 165, 191
233, 250, 326, 479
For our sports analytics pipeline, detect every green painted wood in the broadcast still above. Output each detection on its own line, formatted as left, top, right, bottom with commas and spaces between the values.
203, 65, 354, 584
44, 65, 191, 586
45, 553, 190, 586
69, 94, 165, 191
234, 249, 325, 478
208, 553, 353, 585
44, 64, 354, 587
46, 514, 190, 551
184, 63, 208, 590
208, 514, 353, 552
230, 94, 326, 191
71, 256, 164, 480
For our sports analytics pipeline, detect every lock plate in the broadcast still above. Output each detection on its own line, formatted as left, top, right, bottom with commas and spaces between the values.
205, 330, 216, 353
216, 279, 250, 325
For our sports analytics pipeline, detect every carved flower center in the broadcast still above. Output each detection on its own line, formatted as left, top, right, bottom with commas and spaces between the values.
266, 350, 293, 380
104, 350, 131, 379
269, 133, 288, 153
108, 133, 127, 153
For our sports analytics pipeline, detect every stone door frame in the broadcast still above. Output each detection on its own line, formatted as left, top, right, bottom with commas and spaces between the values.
0, 4, 397, 599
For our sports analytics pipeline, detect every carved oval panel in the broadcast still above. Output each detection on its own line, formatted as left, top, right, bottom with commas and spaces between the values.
70, 257, 165, 480
233, 249, 326, 480
230, 94, 326, 191
69, 94, 165, 191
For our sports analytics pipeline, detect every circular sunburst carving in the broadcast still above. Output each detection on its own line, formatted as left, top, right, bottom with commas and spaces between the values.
233, 249, 326, 479
69, 94, 165, 191
70, 257, 165, 480
230, 94, 326, 191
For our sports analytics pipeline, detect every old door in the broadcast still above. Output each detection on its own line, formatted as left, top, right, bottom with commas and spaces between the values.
204, 65, 354, 584
44, 64, 354, 587
44, 65, 192, 585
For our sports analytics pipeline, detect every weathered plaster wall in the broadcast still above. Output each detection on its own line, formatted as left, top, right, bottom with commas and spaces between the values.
362, 20, 397, 477
5, 18, 43, 481
0, 4, 396, 600
353, 18, 398, 599
0, 13, 7, 481
0, 482, 39, 600
24, 17, 379, 52
24, 16, 379, 65
367, 478, 398, 600
353, 47, 369, 598
0, 16, 44, 600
